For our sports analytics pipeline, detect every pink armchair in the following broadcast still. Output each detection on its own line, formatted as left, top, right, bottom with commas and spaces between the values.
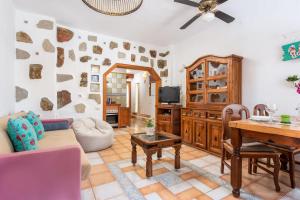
0, 146, 81, 200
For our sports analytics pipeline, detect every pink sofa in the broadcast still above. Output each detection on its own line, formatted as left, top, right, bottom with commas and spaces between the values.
0, 112, 91, 200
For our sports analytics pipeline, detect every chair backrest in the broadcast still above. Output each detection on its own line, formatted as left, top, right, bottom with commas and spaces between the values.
253, 104, 269, 116
222, 104, 250, 140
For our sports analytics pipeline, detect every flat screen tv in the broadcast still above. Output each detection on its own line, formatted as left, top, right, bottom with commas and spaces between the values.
159, 86, 180, 104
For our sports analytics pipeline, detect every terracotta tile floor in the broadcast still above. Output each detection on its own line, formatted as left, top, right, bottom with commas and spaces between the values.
81, 119, 300, 200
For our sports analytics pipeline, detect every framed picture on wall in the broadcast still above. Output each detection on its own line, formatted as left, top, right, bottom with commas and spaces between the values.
91, 65, 100, 73
91, 75, 100, 83
90, 83, 100, 92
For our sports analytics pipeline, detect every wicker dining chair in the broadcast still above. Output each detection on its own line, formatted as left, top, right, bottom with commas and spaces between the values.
254, 104, 300, 188
221, 104, 281, 192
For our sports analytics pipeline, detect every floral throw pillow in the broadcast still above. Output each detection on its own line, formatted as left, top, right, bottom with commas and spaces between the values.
7, 117, 38, 152
25, 111, 45, 140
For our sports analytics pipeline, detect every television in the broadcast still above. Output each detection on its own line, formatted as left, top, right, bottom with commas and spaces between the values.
159, 86, 180, 104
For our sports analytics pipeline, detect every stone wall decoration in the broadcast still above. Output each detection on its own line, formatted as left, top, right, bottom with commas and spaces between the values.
40, 97, 54, 111
57, 27, 74, 42
16, 31, 33, 43
109, 41, 118, 49
150, 59, 154, 68
149, 50, 157, 58
80, 56, 92, 63
160, 69, 168, 77
88, 94, 101, 104
123, 42, 131, 50
159, 51, 170, 57
75, 103, 86, 113
36, 20, 54, 30
56, 74, 73, 82
79, 42, 87, 51
90, 83, 100, 92
140, 56, 149, 63
88, 35, 97, 42
29, 64, 43, 79
103, 58, 111, 66
57, 90, 72, 109
42, 39, 55, 53
16, 48, 30, 59
16, 86, 28, 102
131, 54, 136, 62
157, 59, 167, 69
80, 72, 88, 87
118, 52, 126, 59
56, 47, 64, 67
69, 50, 76, 61
138, 46, 145, 53
93, 45, 103, 55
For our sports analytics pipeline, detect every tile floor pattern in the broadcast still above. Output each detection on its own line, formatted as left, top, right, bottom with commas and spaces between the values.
81, 120, 300, 200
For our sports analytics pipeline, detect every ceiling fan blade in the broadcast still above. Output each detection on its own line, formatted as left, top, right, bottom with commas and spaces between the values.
174, 0, 200, 7
217, 0, 229, 5
215, 10, 235, 23
180, 13, 202, 29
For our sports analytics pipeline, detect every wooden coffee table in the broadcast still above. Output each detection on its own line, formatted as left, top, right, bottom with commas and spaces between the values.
131, 132, 182, 177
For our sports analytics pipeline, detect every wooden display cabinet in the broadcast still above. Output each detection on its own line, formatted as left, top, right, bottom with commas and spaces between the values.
182, 55, 242, 155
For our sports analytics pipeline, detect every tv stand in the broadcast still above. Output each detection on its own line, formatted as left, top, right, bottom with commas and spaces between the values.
156, 104, 181, 136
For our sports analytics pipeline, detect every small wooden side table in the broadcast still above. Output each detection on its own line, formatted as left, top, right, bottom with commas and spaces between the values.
131, 132, 182, 177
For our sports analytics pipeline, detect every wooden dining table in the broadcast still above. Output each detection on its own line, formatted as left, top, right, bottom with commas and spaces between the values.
229, 119, 300, 198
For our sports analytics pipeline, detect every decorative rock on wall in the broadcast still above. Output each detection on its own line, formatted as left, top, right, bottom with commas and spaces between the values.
42, 39, 55, 53
118, 52, 126, 59
40, 97, 54, 111
79, 42, 87, 51
131, 54, 136, 62
158, 59, 167, 69
140, 56, 149, 63
36, 20, 54, 30
150, 50, 157, 58
80, 72, 88, 87
88, 94, 101, 104
56, 47, 64, 67
80, 56, 92, 63
29, 64, 43, 79
16, 48, 30, 59
16, 86, 28, 102
93, 45, 103, 55
57, 90, 71, 109
75, 103, 86, 113
56, 74, 73, 82
160, 69, 168, 77
88, 35, 97, 42
110, 41, 118, 49
69, 50, 76, 61
139, 46, 145, 53
102, 58, 111, 66
123, 42, 131, 50
16, 31, 33, 43
57, 27, 74, 42
159, 51, 170, 57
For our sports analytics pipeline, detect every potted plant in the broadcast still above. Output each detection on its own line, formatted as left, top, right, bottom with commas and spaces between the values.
145, 119, 155, 136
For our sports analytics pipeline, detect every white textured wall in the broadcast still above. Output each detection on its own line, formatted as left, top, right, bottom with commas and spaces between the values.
171, 1, 300, 115
0, 0, 15, 116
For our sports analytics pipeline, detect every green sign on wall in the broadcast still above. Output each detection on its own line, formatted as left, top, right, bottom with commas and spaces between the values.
282, 41, 300, 61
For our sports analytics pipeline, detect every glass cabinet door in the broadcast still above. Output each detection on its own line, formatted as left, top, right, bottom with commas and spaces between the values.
208, 61, 228, 77
190, 94, 204, 104
190, 81, 204, 91
189, 63, 205, 80
207, 79, 227, 90
207, 93, 228, 104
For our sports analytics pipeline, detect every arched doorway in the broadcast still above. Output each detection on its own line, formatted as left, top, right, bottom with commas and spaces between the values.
103, 63, 161, 121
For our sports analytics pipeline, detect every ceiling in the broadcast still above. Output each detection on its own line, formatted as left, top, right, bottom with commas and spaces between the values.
12, 0, 300, 46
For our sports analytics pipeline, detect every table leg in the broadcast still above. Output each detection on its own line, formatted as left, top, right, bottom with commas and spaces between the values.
174, 145, 181, 169
157, 148, 162, 160
145, 149, 155, 177
231, 128, 242, 198
131, 142, 137, 166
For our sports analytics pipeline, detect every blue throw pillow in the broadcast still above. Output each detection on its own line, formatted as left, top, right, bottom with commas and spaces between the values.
25, 111, 45, 140
7, 117, 38, 152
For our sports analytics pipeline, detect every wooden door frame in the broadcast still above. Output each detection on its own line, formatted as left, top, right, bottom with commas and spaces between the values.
103, 63, 161, 120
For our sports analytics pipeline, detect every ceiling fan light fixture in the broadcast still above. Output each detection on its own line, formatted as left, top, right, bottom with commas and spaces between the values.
201, 11, 215, 22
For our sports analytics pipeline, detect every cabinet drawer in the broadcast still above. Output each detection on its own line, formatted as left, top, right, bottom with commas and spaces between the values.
207, 111, 222, 121
193, 110, 206, 118
182, 109, 193, 117
157, 114, 171, 122
157, 121, 171, 133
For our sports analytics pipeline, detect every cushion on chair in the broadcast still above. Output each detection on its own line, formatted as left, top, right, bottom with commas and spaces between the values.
224, 139, 277, 154
72, 118, 114, 152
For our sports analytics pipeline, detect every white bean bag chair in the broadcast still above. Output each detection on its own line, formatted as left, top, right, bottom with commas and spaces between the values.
72, 118, 114, 152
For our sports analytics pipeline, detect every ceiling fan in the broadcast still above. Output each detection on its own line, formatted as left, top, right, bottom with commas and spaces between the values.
175, 0, 235, 29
